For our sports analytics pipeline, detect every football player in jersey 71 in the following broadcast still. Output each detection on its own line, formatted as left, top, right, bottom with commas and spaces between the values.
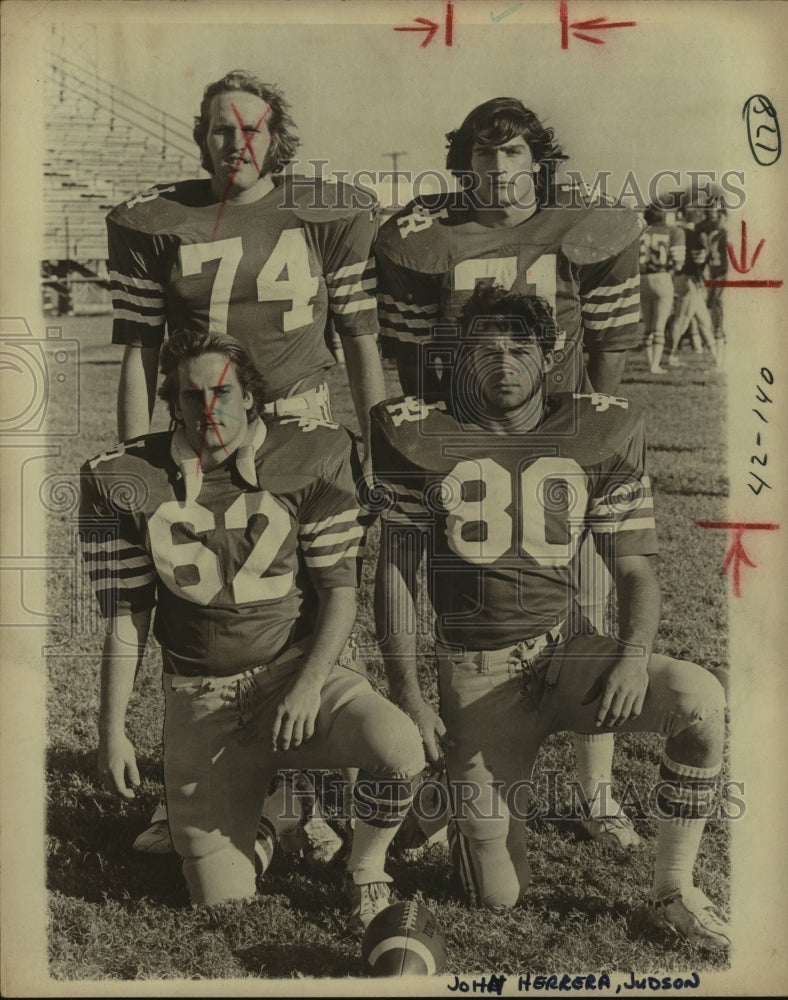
80, 330, 424, 934
372, 284, 730, 951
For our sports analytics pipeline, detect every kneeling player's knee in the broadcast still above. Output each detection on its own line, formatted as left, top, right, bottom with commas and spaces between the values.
374, 714, 426, 779
450, 817, 530, 909
182, 847, 257, 905
666, 665, 726, 763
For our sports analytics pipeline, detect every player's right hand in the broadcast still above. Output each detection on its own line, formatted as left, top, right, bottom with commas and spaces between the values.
97, 731, 140, 799
398, 692, 450, 767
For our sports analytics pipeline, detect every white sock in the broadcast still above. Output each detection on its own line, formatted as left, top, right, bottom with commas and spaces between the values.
573, 732, 619, 817
652, 817, 705, 901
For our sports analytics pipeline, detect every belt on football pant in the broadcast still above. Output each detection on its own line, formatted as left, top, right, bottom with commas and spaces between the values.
437, 623, 566, 686
261, 381, 329, 417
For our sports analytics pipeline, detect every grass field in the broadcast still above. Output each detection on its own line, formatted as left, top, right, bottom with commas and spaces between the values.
45, 315, 730, 983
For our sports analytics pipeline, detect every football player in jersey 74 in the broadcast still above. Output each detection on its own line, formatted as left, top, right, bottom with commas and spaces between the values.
108, 69, 386, 459
372, 284, 730, 951
80, 330, 424, 934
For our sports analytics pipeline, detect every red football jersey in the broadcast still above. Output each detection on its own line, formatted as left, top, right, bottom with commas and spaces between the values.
80, 417, 366, 675
107, 177, 379, 400
375, 187, 643, 394
372, 393, 658, 650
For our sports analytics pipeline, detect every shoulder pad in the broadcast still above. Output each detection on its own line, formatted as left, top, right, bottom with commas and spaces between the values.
372, 396, 457, 474
558, 393, 644, 462
107, 180, 211, 231
283, 177, 379, 223
86, 432, 171, 471
376, 196, 463, 271
276, 415, 341, 433
548, 193, 643, 264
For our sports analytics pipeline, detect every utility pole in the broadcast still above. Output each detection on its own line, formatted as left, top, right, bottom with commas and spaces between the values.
383, 151, 408, 174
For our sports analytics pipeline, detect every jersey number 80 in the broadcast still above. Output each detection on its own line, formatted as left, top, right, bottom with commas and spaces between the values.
443, 457, 589, 567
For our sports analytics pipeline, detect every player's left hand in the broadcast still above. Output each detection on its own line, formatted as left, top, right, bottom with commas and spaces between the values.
272, 676, 323, 751
586, 653, 649, 728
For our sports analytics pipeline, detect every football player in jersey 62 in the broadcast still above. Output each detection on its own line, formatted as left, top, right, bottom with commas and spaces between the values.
372, 285, 730, 950
80, 330, 424, 933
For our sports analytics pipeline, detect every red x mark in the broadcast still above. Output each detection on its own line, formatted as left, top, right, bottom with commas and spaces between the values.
211, 101, 274, 242
194, 357, 233, 472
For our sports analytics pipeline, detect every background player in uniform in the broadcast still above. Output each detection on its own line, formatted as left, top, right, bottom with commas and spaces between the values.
80, 330, 424, 932
376, 97, 644, 848
696, 202, 728, 367
108, 68, 384, 854
669, 207, 718, 367
638, 206, 686, 373
372, 285, 729, 951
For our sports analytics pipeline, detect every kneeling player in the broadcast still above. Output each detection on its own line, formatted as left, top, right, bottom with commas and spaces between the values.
373, 285, 729, 950
80, 330, 424, 933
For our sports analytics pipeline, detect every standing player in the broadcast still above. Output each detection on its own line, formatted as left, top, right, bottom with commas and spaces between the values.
670, 208, 718, 366
373, 286, 729, 950
697, 203, 728, 366
109, 69, 385, 454
375, 97, 644, 847
80, 330, 424, 930
376, 97, 643, 397
639, 206, 685, 372
108, 69, 385, 854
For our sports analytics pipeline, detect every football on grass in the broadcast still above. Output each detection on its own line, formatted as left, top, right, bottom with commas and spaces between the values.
361, 901, 447, 976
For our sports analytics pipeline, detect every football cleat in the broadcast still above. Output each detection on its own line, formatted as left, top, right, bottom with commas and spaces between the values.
301, 812, 346, 869
581, 814, 641, 850
651, 888, 730, 951
343, 870, 393, 937
390, 810, 449, 860
132, 818, 173, 854
254, 817, 277, 877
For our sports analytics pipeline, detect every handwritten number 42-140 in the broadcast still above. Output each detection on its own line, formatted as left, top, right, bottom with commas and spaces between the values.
749, 367, 774, 495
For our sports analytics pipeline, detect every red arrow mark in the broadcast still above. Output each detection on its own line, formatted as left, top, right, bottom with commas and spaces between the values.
727, 220, 766, 273
560, 1, 636, 49
394, 2, 454, 47
705, 279, 783, 288
695, 521, 780, 598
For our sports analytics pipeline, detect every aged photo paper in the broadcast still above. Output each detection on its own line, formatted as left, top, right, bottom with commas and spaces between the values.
1, 0, 786, 995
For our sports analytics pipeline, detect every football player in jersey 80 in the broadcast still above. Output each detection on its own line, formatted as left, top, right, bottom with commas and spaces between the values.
108, 69, 386, 460
372, 285, 730, 950
376, 96, 645, 854
80, 330, 424, 932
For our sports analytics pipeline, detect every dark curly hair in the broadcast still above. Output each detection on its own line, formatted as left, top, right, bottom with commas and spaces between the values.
158, 329, 266, 423
193, 69, 300, 175
445, 98, 567, 205
458, 283, 559, 354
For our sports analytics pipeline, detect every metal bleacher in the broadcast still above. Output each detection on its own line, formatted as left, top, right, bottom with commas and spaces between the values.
44, 51, 200, 267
